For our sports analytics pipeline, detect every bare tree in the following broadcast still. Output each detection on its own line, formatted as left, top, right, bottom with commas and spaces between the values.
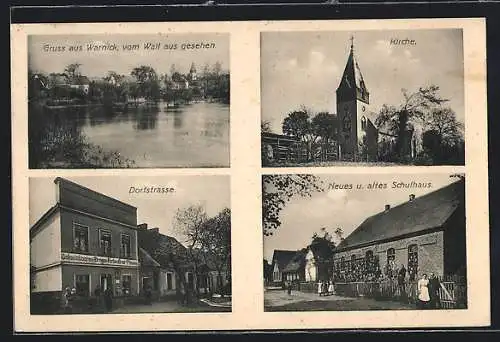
173, 204, 208, 297
200, 207, 231, 295
376, 85, 448, 161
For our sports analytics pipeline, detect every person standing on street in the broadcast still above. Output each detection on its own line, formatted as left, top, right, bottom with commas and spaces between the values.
428, 273, 442, 309
417, 274, 430, 309
104, 287, 113, 312
397, 264, 407, 302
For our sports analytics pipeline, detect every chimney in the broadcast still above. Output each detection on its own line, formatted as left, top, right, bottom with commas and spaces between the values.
409, 194, 415, 202
384, 204, 391, 212
137, 223, 148, 230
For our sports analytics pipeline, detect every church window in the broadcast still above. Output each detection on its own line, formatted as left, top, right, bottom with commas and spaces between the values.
361, 116, 367, 130
408, 244, 418, 281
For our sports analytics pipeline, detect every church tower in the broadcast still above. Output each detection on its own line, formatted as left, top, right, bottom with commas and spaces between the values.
189, 62, 198, 81
336, 37, 371, 160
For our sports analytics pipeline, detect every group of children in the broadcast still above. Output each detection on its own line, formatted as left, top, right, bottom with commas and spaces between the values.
317, 280, 335, 296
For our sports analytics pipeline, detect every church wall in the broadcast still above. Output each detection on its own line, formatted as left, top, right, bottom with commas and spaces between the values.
334, 230, 445, 278
337, 99, 358, 160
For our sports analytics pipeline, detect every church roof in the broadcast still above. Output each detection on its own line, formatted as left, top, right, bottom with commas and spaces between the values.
336, 39, 370, 102
336, 178, 465, 252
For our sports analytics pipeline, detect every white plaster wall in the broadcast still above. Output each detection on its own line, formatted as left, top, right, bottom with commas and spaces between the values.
33, 266, 62, 292
30, 212, 61, 268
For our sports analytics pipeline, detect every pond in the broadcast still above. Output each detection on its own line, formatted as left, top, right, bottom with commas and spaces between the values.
31, 101, 230, 168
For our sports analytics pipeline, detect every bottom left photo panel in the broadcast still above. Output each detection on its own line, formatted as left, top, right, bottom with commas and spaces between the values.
28, 175, 232, 315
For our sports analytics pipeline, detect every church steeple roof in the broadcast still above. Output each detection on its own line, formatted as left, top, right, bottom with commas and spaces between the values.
336, 36, 370, 104
190, 62, 197, 73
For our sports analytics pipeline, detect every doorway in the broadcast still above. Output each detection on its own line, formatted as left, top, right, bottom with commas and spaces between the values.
100, 274, 113, 292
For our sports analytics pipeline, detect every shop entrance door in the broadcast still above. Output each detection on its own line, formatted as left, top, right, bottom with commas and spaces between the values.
100, 274, 112, 292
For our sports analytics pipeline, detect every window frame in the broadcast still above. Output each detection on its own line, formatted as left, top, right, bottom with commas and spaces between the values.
166, 272, 174, 291
120, 233, 132, 259
408, 244, 419, 281
387, 248, 396, 264
72, 223, 89, 253
98, 228, 112, 257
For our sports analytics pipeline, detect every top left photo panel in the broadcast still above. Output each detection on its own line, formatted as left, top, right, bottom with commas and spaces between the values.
27, 33, 230, 169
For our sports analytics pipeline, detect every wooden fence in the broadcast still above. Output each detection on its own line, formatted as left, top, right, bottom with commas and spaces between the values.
333, 279, 467, 309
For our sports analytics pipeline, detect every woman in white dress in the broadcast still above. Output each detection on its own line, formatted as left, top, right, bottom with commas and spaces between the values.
417, 273, 431, 309
328, 280, 335, 295
317, 281, 323, 296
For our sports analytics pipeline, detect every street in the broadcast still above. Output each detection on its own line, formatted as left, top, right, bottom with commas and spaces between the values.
264, 289, 416, 311
111, 299, 231, 313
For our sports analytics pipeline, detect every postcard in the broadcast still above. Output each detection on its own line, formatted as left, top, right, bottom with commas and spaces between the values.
11, 18, 489, 332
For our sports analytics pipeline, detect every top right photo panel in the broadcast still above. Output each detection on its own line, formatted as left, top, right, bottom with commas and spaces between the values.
260, 29, 465, 167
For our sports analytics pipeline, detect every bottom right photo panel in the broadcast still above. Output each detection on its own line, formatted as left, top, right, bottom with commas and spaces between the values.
262, 173, 467, 312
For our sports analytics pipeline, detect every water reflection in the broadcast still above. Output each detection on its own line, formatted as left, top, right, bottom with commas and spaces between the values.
35, 101, 230, 167
134, 110, 158, 131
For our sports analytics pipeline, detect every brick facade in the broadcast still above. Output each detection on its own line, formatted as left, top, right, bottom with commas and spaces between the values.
334, 230, 445, 279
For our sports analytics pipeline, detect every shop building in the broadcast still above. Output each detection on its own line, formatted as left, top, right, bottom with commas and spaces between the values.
30, 177, 140, 302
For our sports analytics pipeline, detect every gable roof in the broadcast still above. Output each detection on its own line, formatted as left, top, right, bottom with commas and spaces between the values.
72, 75, 90, 85
138, 247, 161, 267
138, 228, 189, 269
337, 178, 465, 252
272, 250, 297, 271
282, 250, 307, 273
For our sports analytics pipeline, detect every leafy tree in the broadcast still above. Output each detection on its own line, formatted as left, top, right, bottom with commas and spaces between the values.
261, 120, 272, 133
376, 85, 448, 161
311, 112, 337, 161
131, 65, 159, 100
263, 259, 273, 283
64, 63, 82, 81
262, 174, 325, 236
334, 227, 344, 244
282, 108, 321, 161
212, 61, 222, 76
424, 107, 464, 145
310, 227, 336, 281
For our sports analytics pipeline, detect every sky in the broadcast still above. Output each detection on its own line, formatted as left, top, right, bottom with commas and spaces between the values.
263, 173, 463, 261
28, 33, 229, 78
261, 29, 465, 134
29, 176, 231, 246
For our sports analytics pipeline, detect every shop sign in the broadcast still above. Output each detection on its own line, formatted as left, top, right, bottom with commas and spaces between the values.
61, 252, 139, 267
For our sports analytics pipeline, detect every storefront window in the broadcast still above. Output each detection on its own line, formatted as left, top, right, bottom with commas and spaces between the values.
99, 230, 112, 256
75, 274, 90, 296
122, 275, 132, 296
73, 224, 89, 253
120, 234, 131, 258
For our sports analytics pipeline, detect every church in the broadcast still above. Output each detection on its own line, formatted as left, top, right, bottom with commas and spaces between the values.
335, 38, 416, 162
336, 38, 379, 161
261, 37, 417, 165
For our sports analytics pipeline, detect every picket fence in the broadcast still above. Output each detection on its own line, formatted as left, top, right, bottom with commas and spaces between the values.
332, 279, 467, 309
